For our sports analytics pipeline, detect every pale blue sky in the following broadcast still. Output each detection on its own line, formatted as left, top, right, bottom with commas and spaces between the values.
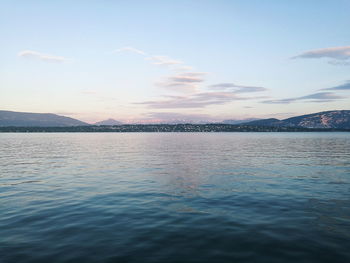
1, 0, 349, 123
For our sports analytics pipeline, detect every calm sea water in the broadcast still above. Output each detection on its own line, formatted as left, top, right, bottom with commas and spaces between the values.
1, 133, 350, 263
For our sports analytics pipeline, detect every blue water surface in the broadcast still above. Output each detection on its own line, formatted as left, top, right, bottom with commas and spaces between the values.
1, 133, 350, 263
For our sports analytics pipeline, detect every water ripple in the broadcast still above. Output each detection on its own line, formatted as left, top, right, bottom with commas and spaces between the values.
0, 133, 349, 263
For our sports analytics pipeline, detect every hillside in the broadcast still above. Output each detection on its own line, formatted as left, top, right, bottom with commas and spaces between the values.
244, 110, 350, 129
0, 110, 89, 127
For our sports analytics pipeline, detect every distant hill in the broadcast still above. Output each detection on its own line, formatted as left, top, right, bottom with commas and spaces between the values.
244, 110, 350, 129
222, 118, 261, 125
94, 118, 122, 125
0, 110, 89, 127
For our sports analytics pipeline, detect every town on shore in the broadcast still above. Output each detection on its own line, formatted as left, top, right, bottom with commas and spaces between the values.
0, 124, 349, 133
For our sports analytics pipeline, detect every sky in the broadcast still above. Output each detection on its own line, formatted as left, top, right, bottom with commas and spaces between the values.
0, 0, 349, 123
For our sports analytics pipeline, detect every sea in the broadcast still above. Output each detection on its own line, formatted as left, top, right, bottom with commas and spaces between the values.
1, 132, 350, 263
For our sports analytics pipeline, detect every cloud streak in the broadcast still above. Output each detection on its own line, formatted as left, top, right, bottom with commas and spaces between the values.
292, 46, 350, 64
18, 50, 69, 63
170, 73, 205, 83
209, 83, 267, 93
156, 72, 207, 92
320, 81, 350, 91
114, 47, 268, 104
262, 92, 344, 104
114, 46, 185, 68
114, 47, 200, 94
136, 90, 262, 109
147, 56, 183, 66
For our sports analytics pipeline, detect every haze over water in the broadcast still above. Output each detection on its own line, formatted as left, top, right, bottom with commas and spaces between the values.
1, 133, 350, 263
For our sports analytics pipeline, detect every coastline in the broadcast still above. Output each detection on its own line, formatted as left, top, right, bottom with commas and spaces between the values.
1, 124, 349, 133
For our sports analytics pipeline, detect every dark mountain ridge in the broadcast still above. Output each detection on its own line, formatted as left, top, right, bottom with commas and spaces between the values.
244, 110, 350, 129
0, 110, 89, 127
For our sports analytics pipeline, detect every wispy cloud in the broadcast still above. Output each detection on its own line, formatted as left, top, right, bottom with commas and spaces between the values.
112, 46, 147, 56
114, 47, 201, 94
176, 65, 194, 71
114, 46, 197, 93
113, 47, 267, 105
209, 83, 267, 93
320, 81, 350, 91
292, 46, 350, 65
18, 50, 69, 63
170, 73, 205, 83
156, 72, 207, 92
147, 55, 183, 66
113, 47, 185, 68
136, 90, 262, 109
262, 92, 344, 104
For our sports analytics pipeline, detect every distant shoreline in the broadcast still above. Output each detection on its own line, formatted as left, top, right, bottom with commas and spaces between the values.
0, 124, 349, 133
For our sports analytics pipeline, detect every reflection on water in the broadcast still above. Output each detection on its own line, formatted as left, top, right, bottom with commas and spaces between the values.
0, 133, 350, 263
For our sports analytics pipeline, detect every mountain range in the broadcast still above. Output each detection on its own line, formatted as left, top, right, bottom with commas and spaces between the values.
0, 110, 349, 129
